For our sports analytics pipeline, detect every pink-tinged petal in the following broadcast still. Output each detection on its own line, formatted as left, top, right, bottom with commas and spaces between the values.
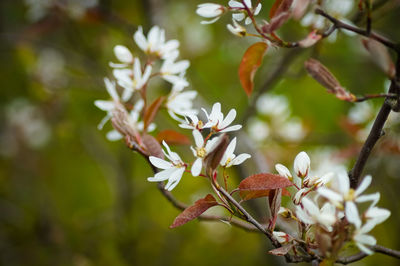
318, 187, 343, 203
191, 158, 203, 176
355, 175, 372, 196
149, 156, 173, 170
134, 26, 147, 51
192, 130, 204, 148
231, 153, 251, 166
220, 124, 242, 132
114, 45, 133, 63
94, 100, 114, 111
220, 109, 236, 128
346, 201, 361, 229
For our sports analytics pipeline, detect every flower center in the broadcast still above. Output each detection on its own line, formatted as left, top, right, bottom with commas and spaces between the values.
344, 189, 356, 201
196, 147, 206, 158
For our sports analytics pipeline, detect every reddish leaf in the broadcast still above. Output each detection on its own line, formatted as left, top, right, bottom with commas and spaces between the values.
268, 189, 282, 231
298, 30, 321, 48
239, 42, 268, 97
143, 96, 165, 131
204, 134, 229, 176
142, 134, 164, 159
269, 0, 293, 19
239, 173, 293, 201
170, 194, 218, 228
268, 244, 295, 256
156, 130, 190, 145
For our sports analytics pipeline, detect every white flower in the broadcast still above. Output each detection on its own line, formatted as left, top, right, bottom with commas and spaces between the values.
293, 151, 310, 178
167, 91, 198, 122
247, 118, 270, 141
190, 130, 221, 176
196, 3, 226, 24
134, 26, 180, 59
202, 102, 242, 132
160, 55, 190, 86
256, 94, 290, 119
229, 0, 262, 25
275, 164, 292, 180
179, 114, 205, 131
113, 57, 152, 101
351, 206, 390, 255
317, 172, 379, 209
94, 78, 120, 129
296, 197, 337, 231
348, 101, 374, 124
303, 172, 334, 188
147, 141, 186, 191
220, 137, 251, 167
109, 45, 133, 67
227, 19, 247, 37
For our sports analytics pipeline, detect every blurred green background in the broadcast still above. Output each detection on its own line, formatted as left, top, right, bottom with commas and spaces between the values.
0, 0, 400, 265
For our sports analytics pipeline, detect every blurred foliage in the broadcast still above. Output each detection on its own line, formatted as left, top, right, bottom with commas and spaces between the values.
0, 0, 400, 265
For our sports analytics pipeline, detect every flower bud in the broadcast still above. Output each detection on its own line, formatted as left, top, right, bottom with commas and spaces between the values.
227, 20, 247, 37
275, 163, 292, 181
294, 151, 310, 178
273, 231, 291, 244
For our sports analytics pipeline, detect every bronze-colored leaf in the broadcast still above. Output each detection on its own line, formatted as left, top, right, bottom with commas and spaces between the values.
239, 42, 268, 97
142, 134, 164, 159
170, 194, 218, 228
204, 134, 229, 176
156, 130, 191, 145
268, 244, 295, 256
269, 0, 293, 19
143, 96, 165, 131
239, 173, 293, 201
362, 38, 396, 79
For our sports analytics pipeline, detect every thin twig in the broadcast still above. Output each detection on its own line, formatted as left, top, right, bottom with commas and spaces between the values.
315, 8, 399, 52
336, 244, 400, 264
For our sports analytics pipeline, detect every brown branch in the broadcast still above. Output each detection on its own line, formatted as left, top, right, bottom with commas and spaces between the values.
143, 155, 260, 232
354, 93, 397, 102
336, 245, 400, 264
315, 8, 399, 52
349, 54, 400, 187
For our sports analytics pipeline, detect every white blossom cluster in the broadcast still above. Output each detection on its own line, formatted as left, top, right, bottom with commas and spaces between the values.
95, 25, 197, 141
272, 151, 390, 256
247, 93, 307, 143
147, 102, 251, 190
196, 0, 262, 37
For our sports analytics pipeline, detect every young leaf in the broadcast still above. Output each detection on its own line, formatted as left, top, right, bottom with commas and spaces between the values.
268, 244, 295, 256
142, 134, 164, 159
204, 134, 229, 176
170, 194, 218, 228
143, 96, 165, 131
362, 38, 396, 79
304, 58, 356, 102
269, 0, 293, 19
268, 188, 282, 231
298, 30, 321, 48
239, 42, 268, 97
239, 173, 293, 201
156, 130, 191, 145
